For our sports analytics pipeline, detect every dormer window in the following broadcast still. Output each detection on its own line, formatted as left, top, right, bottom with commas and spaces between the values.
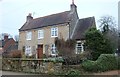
26, 31, 32, 40
51, 27, 58, 37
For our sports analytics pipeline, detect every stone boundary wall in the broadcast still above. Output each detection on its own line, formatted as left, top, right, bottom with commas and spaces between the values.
2, 58, 62, 74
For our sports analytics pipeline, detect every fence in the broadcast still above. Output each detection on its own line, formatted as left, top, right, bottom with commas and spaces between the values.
2, 58, 62, 74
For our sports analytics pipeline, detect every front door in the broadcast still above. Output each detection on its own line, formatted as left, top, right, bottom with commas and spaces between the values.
37, 44, 43, 59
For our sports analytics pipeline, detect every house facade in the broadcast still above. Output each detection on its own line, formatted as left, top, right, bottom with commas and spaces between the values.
18, 2, 96, 58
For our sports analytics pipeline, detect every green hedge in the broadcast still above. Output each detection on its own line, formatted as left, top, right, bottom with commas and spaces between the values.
67, 69, 80, 77
82, 54, 120, 72
81, 60, 100, 72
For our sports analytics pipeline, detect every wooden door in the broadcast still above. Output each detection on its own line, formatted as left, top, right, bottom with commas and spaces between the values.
37, 44, 43, 59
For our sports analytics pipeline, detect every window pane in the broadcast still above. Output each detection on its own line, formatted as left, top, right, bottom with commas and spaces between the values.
38, 30, 44, 39
26, 32, 32, 40
51, 44, 56, 55
51, 27, 58, 37
76, 42, 84, 54
25, 46, 32, 56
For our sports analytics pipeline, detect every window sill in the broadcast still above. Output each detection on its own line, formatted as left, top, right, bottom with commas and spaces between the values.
26, 39, 31, 41
51, 54, 57, 56
38, 38, 44, 40
51, 36, 58, 38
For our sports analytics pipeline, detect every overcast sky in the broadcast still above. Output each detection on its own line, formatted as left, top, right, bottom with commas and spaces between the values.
0, 0, 119, 36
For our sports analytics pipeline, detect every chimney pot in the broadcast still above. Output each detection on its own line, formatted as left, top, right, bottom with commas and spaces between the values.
70, 1, 77, 13
27, 13, 33, 22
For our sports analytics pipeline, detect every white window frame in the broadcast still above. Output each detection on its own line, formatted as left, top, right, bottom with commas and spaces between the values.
76, 41, 84, 54
26, 31, 32, 40
38, 29, 44, 39
25, 46, 32, 56
51, 27, 58, 37
51, 44, 57, 56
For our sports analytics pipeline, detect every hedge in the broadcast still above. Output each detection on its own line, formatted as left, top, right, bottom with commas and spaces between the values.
82, 54, 120, 72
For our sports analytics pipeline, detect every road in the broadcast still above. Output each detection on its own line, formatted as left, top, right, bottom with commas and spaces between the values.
1, 70, 120, 76
1, 71, 36, 75
94, 70, 120, 75
1, 71, 55, 77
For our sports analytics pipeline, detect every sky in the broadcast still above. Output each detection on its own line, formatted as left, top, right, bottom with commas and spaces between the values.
0, 0, 119, 36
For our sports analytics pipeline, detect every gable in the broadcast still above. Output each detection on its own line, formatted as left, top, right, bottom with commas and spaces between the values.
72, 17, 96, 40
3, 38, 16, 51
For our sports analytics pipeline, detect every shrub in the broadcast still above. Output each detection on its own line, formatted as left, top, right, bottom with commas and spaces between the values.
116, 56, 120, 70
97, 54, 118, 71
85, 28, 114, 61
55, 38, 76, 58
62, 56, 83, 65
82, 54, 120, 72
43, 57, 64, 63
82, 60, 100, 72
67, 69, 80, 77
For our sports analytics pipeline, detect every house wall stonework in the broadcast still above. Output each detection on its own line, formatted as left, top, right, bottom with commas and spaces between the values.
18, 23, 69, 57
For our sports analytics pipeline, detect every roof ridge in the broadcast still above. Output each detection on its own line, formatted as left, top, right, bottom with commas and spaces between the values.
79, 16, 94, 20
33, 11, 70, 20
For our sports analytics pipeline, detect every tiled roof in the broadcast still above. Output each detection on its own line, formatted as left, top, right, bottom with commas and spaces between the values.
0, 38, 18, 52
19, 11, 71, 31
0, 38, 13, 48
72, 17, 96, 40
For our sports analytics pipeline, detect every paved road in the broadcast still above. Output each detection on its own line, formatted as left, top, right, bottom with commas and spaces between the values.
1, 70, 120, 76
1, 71, 55, 77
94, 70, 120, 75
1, 71, 35, 75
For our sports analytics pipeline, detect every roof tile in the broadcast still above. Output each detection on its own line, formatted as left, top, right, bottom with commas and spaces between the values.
72, 17, 96, 40
19, 11, 71, 31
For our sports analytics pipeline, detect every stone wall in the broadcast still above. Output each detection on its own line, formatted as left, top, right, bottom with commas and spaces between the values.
2, 58, 62, 74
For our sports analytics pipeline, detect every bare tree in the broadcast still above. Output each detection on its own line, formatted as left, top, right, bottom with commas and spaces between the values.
98, 15, 116, 33
98, 15, 118, 51
55, 38, 76, 58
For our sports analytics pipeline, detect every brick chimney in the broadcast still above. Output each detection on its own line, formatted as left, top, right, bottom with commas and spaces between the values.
26, 13, 33, 22
4, 35, 8, 41
69, 0, 79, 39
70, 0, 77, 13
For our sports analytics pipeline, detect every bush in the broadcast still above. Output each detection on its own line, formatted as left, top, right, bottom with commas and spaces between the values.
62, 56, 82, 65
67, 69, 80, 77
43, 57, 64, 63
97, 54, 118, 71
117, 57, 120, 69
82, 60, 100, 72
82, 54, 120, 72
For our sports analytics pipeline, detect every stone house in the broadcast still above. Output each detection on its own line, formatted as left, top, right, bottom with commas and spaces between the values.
18, 2, 96, 58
